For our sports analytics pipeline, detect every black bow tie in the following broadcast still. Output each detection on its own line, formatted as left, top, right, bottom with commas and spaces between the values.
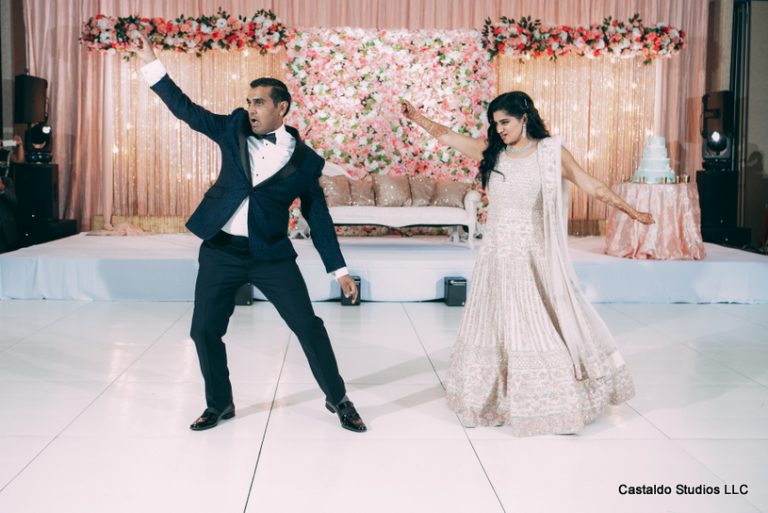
254, 132, 277, 145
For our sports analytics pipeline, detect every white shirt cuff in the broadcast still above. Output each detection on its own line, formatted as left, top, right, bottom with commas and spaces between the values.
140, 59, 167, 86
331, 267, 349, 280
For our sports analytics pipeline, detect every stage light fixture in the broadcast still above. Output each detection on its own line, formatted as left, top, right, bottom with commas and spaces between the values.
24, 121, 54, 163
705, 130, 727, 154
701, 91, 734, 172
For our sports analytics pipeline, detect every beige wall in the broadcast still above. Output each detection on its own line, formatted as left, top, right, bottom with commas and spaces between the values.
744, 1, 768, 246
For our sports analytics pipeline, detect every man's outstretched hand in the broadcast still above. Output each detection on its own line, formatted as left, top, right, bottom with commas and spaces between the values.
131, 30, 158, 64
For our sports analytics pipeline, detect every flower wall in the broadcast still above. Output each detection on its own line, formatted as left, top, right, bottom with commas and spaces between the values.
285, 28, 494, 182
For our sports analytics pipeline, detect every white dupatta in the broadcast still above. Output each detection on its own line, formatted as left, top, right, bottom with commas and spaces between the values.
535, 137, 618, 381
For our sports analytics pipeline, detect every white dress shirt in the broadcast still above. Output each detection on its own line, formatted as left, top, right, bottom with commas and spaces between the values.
141, 60, 348, 279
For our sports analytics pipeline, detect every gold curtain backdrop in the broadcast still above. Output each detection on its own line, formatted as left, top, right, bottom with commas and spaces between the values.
110, 50, 285, 218
498, 55, 657, 226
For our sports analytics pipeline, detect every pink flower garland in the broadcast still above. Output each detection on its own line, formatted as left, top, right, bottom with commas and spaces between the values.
482, 13, 686, 63
80, 8, 292, 58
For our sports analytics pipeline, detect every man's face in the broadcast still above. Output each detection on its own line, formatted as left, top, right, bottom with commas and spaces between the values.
246, 86, 287, 135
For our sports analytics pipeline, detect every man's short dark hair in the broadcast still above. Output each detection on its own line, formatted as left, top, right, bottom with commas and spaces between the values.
250, 77, 292, 115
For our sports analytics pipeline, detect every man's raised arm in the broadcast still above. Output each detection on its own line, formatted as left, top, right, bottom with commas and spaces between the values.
130, 31, 228, 139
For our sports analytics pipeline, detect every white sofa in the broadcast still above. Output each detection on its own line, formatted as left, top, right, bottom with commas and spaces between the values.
319, 163, 481, 245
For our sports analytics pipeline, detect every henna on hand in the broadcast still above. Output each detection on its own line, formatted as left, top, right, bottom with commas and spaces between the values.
401, 101, 449, 138
596, 186, 637, 219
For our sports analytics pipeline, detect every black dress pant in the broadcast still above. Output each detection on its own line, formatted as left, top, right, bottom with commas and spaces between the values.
190, 232, 346, 411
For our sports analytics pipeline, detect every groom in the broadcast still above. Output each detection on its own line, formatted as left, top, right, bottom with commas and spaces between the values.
133, 33, 366, 433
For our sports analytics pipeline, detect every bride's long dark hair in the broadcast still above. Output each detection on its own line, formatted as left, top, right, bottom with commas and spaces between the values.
478, 91, 550, 188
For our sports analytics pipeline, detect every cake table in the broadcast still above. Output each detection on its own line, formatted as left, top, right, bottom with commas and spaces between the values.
605, 182, 706, 260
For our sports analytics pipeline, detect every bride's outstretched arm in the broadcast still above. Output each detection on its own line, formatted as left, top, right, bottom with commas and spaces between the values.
401, 101, 486, 161
561, 147, 654, 225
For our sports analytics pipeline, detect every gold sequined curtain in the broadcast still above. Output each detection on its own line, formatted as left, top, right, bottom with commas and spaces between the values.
110, 50, 285, 218
498, 55, 656, 231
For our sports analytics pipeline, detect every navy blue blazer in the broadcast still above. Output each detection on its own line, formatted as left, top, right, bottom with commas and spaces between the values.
150, 75, 345, 273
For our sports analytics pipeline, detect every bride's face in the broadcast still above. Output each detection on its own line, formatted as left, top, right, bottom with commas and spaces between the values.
493, 110, 526, 145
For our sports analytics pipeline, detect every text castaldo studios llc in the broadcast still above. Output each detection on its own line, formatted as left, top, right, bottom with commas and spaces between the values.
618, 483, 749, 495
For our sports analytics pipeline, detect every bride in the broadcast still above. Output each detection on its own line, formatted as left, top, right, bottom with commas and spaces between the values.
403, 92, 653, 436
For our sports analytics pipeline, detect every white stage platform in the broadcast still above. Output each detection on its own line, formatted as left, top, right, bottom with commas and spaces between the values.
0, 233, 766, 303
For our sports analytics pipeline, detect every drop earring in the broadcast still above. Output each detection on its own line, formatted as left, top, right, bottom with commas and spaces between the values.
522, 122, 527, 139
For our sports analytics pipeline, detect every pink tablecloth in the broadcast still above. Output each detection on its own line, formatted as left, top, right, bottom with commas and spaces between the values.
605, 182, 706, 260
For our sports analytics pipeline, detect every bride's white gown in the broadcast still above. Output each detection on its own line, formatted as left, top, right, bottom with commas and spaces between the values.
446, 147, 634, 436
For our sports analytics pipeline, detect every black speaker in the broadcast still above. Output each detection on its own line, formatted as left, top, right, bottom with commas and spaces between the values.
696, 170, 737, 226
235, 283, 254, 306
16, 219, 78, 248
696, 170, 752, 246
701, 90, 734, 137
699, 225, 751, 246
340, 275, 361, 306
14, 74, 48, 125
443, 277, 467, 306
11, 163, 59, 223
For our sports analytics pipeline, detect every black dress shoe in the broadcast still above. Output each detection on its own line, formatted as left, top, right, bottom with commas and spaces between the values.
326, 400, 367, 432
189, 404, 235, 431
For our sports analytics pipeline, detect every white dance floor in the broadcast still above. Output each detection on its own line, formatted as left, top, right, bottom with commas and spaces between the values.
0, 233, 766, 303
0, 300, 766, 513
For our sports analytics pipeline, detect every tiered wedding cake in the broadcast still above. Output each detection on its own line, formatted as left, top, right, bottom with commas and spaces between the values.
632, 136, 675, 184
